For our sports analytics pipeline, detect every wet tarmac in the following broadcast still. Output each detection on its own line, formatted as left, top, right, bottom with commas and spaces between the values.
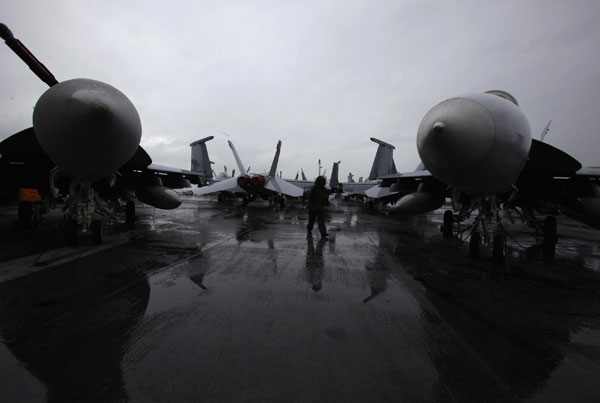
1, 197, 600, 402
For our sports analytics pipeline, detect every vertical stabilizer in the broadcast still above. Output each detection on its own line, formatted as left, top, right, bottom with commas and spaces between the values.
190, 136, 214, 178
269, 140, 282, 177
540, 120, 552, 141
368, 137, 397, 180
228, 140, 247, 175
330, 161, 341, 189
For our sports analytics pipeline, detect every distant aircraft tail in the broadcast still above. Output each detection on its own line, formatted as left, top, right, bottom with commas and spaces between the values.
540, 120, 552, 141
269, 140, 282, 177
190, 136, 214, 178
228, 140, 248, 175
368, 137, 397, 180
330, 161, 340, 190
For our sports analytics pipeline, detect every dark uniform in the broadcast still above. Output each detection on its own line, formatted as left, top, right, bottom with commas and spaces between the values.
307, 176, 328, 238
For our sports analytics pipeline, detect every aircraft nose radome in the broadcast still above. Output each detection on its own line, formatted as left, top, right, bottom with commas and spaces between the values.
33, 78, 141, 181
417, 98, 495, 171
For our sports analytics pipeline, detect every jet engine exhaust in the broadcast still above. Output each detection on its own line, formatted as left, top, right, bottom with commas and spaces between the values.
237, 174, 250, 187
251, 174, 266, 188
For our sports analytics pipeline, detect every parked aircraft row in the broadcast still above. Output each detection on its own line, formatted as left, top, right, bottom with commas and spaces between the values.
2, 23, 599, 264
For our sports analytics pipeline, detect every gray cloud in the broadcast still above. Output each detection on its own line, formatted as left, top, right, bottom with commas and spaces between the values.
2, 0, 600, 181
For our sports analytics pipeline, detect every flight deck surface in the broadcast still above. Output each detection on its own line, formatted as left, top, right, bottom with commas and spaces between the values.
1, 197, 599, 402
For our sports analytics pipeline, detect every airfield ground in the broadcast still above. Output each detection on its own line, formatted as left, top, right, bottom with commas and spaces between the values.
1, 197, 599, 402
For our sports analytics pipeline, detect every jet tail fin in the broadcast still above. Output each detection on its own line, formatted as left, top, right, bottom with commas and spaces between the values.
301, 168, 307, 181
269, 140, 282, 177
330, 161, 341, 190
190, 136, 214, 178
368, 137, 397, 180
540, 120, 552, 141
228, 140, 247, 175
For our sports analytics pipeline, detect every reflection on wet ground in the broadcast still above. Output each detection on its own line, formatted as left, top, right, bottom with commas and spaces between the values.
1, 198, 600, 401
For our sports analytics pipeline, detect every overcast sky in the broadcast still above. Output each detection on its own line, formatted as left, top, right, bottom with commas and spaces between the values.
2, 0, 600, 181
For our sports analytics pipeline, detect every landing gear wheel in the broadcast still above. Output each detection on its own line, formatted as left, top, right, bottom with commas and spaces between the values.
65, 220, 79, 247
242, 197, 249, 206
469, 231, 481, 259
492, 234, 506, 262
18, 201, 32, 224
91, 219, 103, 245
542, 215, 557, 258
125, 200, 135, 229
279, 196, 285, 207
442, 210, 454, 238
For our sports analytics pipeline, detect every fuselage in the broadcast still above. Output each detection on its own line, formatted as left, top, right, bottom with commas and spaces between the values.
417, 92, 532, 196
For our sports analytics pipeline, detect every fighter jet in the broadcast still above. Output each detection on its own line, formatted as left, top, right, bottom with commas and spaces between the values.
0, 24, 211, 244
370, 90, 600, 261
340, 137, 400, 203
193, 139, 304, 206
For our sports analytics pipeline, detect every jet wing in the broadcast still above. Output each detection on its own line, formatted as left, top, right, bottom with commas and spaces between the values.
364, 184, 399, 199
576, 167, 600, 177
193, 177, 245, 195
285, 179, 314, 191
0, 127, 55, 191
265, 177, 304, 197
378, 170, 432, 180
341, 182, 379, 197
147, 163, 205, 177
364, 170, 436, 199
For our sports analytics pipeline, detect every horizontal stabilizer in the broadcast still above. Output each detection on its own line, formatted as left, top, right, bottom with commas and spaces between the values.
192, 177, 246, 195
265, 177, 304, 197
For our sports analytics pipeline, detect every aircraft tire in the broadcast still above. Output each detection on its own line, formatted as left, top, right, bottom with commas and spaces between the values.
542, 216, 557, 258
469, 232, 481, 259
125, 200, 135, 229
242, 197, 249, 206
91, 220, 103, 245
65, 220, 79, 247
442, 210, 453, 238
492, 234, 506, 262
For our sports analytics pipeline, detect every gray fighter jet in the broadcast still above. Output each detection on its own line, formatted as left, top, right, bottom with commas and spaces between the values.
193, 139, 304, 206
340, 137, 400, 203
0, 24, 211, 244
370, 90, 600, 261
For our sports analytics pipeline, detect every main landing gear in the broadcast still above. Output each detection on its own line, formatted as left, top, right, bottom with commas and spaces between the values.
442, 196, 508, 264
62, 180, 110, 247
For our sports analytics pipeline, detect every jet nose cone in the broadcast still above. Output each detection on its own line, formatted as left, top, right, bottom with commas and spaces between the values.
417, 98, 495, 170
33, 78, 142, 181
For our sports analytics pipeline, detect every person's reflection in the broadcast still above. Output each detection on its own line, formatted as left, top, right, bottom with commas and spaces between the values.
305, 236, 327, 292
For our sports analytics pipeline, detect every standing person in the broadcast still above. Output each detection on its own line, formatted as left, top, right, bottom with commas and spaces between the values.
307, 176, 329, 239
